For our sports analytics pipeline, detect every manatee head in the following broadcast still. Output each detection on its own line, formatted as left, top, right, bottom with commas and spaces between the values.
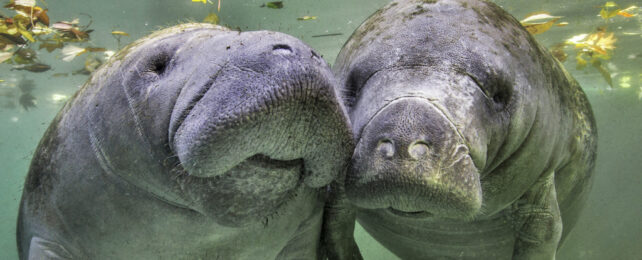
334, 0, 561, 220
89, 24, 352, 226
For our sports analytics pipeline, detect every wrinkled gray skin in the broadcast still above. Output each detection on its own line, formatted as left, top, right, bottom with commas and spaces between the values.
17, 23, 354, 259
326, 0, 597, 259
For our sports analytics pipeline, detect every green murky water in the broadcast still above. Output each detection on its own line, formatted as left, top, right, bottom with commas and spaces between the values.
1, 0, 640, 259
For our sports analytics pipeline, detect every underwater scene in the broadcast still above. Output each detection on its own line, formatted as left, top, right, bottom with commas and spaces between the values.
0, 0, 640, 259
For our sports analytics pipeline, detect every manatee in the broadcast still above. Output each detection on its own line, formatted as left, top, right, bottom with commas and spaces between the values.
326, 0, 597, 259
17, 23, 353, 259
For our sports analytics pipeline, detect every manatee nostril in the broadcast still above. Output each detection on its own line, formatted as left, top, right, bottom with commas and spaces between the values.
408, 141, 429, 160
272, 44, 293, 55
376, 139, 395, 159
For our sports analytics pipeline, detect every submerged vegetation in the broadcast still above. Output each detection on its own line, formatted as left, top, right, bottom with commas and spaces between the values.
0, 0, 122, 111
521, 1, 640, 94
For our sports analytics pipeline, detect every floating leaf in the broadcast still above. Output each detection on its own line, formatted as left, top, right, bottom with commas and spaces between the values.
297, 16, 317, 21
203, 12, 219, 24
39, 40, 64, 52
263, 1, 283, 9
111, 30, 129, 36
51, 20, 76, 31
6, 3, 50, 26
61, 44, 87, 61
31, 24, 54, 35
0, 33, 27, 45
191, 0, 209, 4
600, 2, 621, 19
14, 0, 36, 7
51, 73, 69, 78
598, 2, 637, 20
18, 29, 35, 42
12, 63, 50, 72
566, 29, 616, 57
520, 12, 564, 35
617, 6, 638, 17
520, 12, 560, 23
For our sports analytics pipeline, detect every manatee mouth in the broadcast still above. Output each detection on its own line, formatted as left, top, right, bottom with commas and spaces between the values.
245, 153, 304, 173
181, 152, 309, 227
387, 207, 434, 219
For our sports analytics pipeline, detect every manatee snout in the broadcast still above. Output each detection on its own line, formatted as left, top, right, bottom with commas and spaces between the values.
170, 31, 351, 190
348, 97, 481, 219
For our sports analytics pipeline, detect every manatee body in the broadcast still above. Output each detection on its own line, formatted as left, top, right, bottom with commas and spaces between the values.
332, 0, 597, 259
17, 23, 353, 259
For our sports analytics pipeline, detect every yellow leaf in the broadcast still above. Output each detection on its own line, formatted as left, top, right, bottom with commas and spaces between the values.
604, 2, 617, 8
191, 0, 209, 4
520, 12, 563, 35
600, 8, 620, 19
566, 30, 617, 58
297, 16, 317, 21
522, 18, 560, 35
617, 6, 638, 17
520, 12, 560, 23
18, 29, 35, 42
111, 31, 129, 36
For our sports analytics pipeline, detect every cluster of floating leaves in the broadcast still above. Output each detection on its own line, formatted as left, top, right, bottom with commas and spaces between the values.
0, 0, 128, 71
0, 0, 130, 111
195, 1, 321, 25
520, 2, 639, 91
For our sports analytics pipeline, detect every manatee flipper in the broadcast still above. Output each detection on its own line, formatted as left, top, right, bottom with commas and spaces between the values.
28, 237, 73, 260
512, 173, 563, 259
320, 181, 362, 260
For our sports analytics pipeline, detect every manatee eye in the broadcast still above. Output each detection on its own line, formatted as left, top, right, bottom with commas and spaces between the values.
491, 82, 511, 105
466, 72, 511, 107
147, 53, 171, 76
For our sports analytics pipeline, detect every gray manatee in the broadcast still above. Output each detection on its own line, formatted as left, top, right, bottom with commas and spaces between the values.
17, 23, 353, 259
327, 0, 597, 259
